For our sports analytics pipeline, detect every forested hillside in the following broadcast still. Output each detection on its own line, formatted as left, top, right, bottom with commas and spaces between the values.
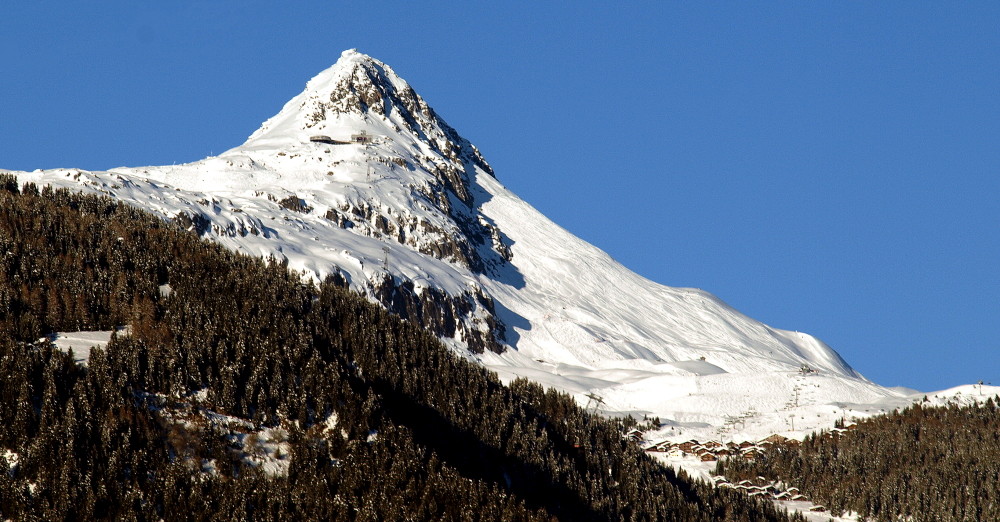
718, 399, 1000, 521
0, 174, 799, 520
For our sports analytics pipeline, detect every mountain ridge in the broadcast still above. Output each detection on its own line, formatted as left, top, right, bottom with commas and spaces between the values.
5, 49, 908, 439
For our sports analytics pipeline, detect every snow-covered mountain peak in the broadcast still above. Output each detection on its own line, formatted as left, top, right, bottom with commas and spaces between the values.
8, 51, 914, 440
130, 51, 511, 282
240, 50, 493, 181
243, 49, 394, 146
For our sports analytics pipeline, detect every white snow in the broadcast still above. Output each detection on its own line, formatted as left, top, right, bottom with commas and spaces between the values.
5, 49, 980, 441
1, 449, 19, 474
46, 330, 115, 366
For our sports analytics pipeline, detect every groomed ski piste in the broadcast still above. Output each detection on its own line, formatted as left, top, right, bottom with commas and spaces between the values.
7, 50, 986, 456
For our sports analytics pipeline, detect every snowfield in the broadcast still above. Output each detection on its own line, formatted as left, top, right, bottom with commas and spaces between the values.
8, 49, 975, 441
44, 330, 116, 366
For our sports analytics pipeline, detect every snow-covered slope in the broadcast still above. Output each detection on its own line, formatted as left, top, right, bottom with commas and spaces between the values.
6, 49, 908, 437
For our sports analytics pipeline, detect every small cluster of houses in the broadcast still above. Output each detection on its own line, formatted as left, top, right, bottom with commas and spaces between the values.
630, 429, 863, 515
637, 422, 860, 463
641, 433, 799, 462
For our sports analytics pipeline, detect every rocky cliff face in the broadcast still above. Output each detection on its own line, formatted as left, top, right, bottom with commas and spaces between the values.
243, 50, 510, 278
299, 52, 495, 178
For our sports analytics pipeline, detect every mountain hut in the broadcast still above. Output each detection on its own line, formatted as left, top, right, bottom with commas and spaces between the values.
351, 131, 374, 144
310, 135, 351, 145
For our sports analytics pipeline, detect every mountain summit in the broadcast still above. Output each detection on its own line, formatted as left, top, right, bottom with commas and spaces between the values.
244, 49, 493, 180
7, 50, 907, 439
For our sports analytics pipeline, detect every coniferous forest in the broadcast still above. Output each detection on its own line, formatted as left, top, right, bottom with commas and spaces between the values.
718, 400, 1000, 521
0, 174, 800, 520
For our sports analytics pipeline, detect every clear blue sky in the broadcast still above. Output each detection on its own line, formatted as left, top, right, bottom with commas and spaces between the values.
3, 3, 998, 392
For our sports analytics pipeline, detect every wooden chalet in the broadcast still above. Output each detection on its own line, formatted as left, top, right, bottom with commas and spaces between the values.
762, 434, 790, 445
741, 449, 761, 461
678, 440, 699, 452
